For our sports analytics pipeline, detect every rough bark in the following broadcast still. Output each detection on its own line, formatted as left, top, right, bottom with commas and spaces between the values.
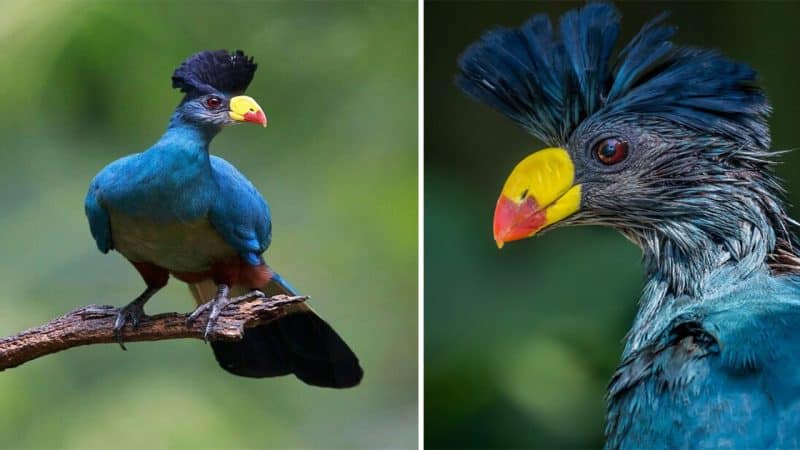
0, 294, 307, 371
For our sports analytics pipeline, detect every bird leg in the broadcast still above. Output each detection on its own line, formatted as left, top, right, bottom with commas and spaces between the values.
186, 284, 266, 341
84, 286, 160, 350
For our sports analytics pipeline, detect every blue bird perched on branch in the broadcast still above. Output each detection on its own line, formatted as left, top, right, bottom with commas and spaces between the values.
85, 49, 363, 388
458, 3, 800, 448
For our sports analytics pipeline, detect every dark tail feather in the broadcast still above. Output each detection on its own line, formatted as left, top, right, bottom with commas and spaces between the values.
210, 273, 363, 388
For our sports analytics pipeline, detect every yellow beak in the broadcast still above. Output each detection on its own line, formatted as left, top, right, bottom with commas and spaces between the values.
493, 147, 581, 248
229, 95, 267, 127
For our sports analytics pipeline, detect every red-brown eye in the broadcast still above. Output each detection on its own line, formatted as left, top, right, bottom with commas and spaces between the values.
595, 138, 629, 165
205, 96, 222, 109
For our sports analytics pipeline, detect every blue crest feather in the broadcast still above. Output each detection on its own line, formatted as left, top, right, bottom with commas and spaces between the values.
456, 3, 770, 149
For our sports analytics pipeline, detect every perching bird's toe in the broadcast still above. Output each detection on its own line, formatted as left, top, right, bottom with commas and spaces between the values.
112, 302, 148, 350
186, 300, 212, 326
188, 286, 268, 341
230, 289, 266, 303
85, 287, 159, 351
187, 284, 232, 342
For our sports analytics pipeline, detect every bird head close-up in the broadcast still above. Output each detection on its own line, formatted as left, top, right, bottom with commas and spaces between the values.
449, 2, 800, 448
458, 2, 798, 300
171, 49, 267, 131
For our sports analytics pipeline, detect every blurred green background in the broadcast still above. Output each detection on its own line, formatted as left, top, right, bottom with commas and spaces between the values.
0, 1, 417, 448
425, 1, 800, 448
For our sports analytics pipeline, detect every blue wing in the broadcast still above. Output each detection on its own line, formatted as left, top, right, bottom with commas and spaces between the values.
208, 155, 271, 265
85, 179, 113, 253
84, 154, 144, 254
606, 285, 800, 449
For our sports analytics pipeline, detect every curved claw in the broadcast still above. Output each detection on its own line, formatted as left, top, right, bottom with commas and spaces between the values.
105, 286, 159, 351
112, 302, 147, 351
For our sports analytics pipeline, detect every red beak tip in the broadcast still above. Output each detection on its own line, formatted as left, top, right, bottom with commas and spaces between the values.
244, 110, 268, 127
492, 194, 546, 244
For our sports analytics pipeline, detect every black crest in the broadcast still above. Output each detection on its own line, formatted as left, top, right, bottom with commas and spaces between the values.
172, 49, 257, 98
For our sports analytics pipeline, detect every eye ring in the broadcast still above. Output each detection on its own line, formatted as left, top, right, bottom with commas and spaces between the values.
205, 96, 222, 109
595, 138, 629, 165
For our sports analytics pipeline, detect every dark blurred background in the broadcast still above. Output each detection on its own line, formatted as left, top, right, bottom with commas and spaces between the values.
0, 1, 417, 448
424, 1, 800, 448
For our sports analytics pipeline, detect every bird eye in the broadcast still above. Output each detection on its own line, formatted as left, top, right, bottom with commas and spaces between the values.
595, 138, 629, 165
205, 96, 222, 109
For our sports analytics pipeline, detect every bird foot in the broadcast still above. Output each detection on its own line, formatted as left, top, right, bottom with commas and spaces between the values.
112, 301, 148, 350
83, 297, 152, 351
187, 287, 266, 341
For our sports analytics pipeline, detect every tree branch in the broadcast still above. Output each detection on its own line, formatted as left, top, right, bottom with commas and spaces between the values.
0, 295, 308, 371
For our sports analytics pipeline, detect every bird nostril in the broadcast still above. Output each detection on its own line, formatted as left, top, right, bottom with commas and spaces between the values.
249, 108, 255, 112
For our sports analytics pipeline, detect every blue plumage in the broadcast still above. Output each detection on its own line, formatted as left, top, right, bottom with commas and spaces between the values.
458, 3, 800, 448
84, 49, 362, 387
86, 119, 270, 267
608, 273, 800, 449
85, 185, 112, 253
88, 121, 216, 224
207, 155, 272, 264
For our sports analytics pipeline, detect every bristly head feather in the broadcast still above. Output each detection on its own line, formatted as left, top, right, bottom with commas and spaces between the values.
172, 50, 257, 98
456, 3, 770, 150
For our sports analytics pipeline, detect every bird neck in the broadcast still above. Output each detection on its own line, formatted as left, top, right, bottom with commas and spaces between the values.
162, 112, 220, 149
147, 113, 217, 176
621, 184, 800, 355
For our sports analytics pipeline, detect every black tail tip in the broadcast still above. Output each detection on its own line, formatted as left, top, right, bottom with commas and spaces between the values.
211, 311, 364, 389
